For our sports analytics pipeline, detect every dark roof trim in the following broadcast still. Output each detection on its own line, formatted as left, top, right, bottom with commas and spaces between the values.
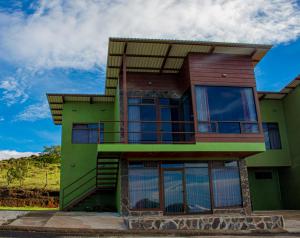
109, 37, 272, 49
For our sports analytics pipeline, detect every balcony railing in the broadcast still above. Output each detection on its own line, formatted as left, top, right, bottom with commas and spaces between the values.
197, 121, 260, 134
72, 121, 195, 144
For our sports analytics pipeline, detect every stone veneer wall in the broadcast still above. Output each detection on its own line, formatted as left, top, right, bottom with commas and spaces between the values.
126, 215, 284, 231
120, 159, 129, 215
239, 159, 252, 215
121, 159, 253, 216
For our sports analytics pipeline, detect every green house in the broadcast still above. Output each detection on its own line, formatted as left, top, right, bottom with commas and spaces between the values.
47, 38, 300, 215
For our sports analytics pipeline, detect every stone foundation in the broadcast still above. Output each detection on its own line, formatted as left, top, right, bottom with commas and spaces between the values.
126, 215, 284, 231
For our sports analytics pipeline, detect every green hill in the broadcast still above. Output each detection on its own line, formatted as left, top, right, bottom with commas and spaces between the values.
0, 146, 60, 191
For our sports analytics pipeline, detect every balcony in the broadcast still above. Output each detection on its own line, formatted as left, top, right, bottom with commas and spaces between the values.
72, 121, 195, 144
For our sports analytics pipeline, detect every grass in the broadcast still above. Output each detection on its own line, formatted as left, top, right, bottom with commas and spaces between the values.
0, 156, 60, 191
0, 206, 58, 211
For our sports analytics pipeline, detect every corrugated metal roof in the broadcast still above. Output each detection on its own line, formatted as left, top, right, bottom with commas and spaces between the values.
105, 37, 272, 96
47, 94, 115, 125
258, 75, 300, 100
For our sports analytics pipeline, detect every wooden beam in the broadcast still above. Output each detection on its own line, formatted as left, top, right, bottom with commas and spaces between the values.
122, 53, 128, 144
160, 44, 172, 74
209, 46, 215, 54
250, 48, 257, 58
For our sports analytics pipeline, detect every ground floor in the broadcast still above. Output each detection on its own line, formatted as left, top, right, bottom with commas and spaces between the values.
119, 158, 251, 216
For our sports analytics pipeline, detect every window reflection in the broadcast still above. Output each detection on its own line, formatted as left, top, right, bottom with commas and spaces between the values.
72, 123, 104, 144
212, 161, 242, 207
128, 165, 159, 209
195, 86, 259, 134
186, 166, 211, 213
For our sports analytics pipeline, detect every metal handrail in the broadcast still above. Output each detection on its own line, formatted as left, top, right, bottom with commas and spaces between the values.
62, 167, 96, 209
71, 120, 196, 144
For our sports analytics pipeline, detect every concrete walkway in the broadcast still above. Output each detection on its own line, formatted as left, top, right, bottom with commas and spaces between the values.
6, 211, 126, 230
1, 210, 300, 237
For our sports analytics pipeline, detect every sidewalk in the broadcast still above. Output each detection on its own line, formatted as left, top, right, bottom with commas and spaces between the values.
0, 210, 300, 237
2, 211, 126, 230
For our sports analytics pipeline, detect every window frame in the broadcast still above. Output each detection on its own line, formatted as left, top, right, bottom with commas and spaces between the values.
72, 123, 104, 144
128, 161, 161, 211
194, 85, 261, 135
127, 160, 243, 214
211, 161, 243, 209
262, 122, 282, 150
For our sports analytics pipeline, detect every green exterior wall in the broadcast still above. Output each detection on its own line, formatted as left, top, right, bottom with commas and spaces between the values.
60, 102, 116, 209
248, 168, 282, 210
279, 86, 300, 209
246, 100, 291, 167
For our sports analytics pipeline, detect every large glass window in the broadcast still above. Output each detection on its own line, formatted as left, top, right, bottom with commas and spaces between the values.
185, 163, 211, 213
263, 123, 282, 150
212, 161, 242, 208
195, 86, 259, 134
72, 123, 104, 144
128, 161, 242, 213
128, 162, 160, 209
128, 98, 157, 143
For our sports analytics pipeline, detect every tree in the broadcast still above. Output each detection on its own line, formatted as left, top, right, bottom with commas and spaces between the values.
6, 160, 28, 186
38, 145, 61, 165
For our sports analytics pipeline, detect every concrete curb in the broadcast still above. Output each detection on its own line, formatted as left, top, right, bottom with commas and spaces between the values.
0, 225, 291, 237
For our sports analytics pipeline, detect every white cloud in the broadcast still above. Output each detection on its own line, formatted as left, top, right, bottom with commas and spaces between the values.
0, 0, 299, 71
0, 116, 4, 121
0, 150, 39, 160
15, 101, 50, 121
0, 75, 29, 106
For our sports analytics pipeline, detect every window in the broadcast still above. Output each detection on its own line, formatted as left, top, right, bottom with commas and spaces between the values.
72, 123, 104, 144
127, 97, 183, 143
263, 123, 282, 150
128, 162, 160, 209
255, 171, 273, 179
128, 98, 157, 143
212, 161, 242, 208
195, 86, 259, 134
185, 163, 211, 213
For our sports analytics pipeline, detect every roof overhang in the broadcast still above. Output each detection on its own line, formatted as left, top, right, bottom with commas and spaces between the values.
258, 75, 300, 100
105, 37, 272, 96
47, 94, 115, 125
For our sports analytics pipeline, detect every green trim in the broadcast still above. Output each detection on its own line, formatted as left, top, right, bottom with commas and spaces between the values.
97, 142, 265, 152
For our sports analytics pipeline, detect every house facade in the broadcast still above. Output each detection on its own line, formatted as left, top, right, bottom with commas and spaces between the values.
47, 38, 300, 217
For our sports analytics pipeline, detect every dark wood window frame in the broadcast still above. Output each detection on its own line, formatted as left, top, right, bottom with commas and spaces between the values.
127, 160, 243, 214
194, 85, 260, 134
127, 96, 195, 144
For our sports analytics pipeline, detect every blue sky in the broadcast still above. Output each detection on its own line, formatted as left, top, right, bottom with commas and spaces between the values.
0, 0, 299, 159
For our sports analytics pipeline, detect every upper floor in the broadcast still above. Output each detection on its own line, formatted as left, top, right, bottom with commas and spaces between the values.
49, 38, 290, 157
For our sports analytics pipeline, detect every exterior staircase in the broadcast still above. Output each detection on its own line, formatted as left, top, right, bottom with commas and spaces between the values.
63, 153, 120, 211
97, 153, 119, 190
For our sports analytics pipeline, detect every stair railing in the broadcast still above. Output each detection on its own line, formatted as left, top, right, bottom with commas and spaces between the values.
62, 167, 97, 210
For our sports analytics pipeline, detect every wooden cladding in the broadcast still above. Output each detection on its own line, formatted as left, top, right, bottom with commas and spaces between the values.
119, 52, 264, 144
188, 53, 256, 87
126, 72, 183, 93
188, 53, 264, 143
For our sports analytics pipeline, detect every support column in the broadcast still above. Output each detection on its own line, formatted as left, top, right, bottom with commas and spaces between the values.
122, 54, 128, 143
120, 158, 129, 215
239, 159, 252, 215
